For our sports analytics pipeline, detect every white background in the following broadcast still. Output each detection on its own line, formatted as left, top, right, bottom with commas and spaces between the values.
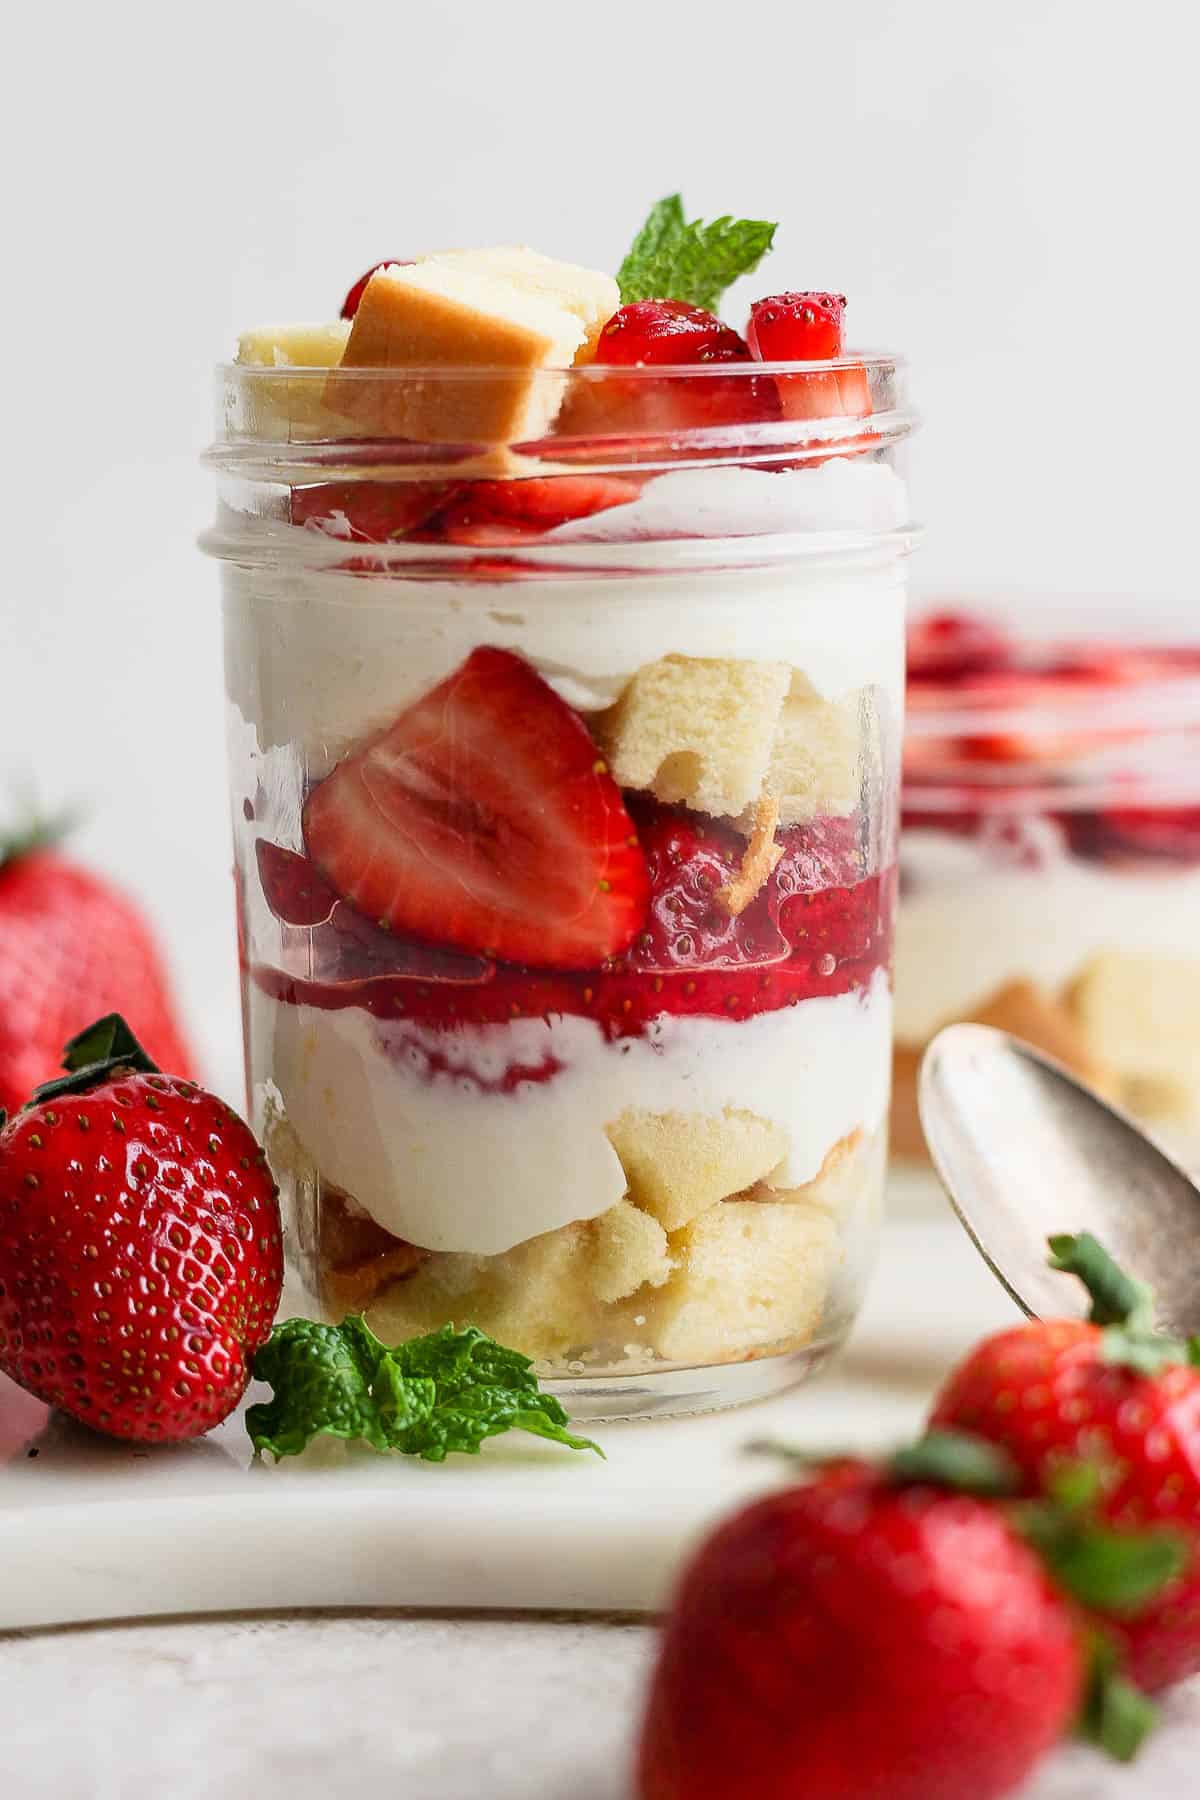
4, 0, 1198, 1087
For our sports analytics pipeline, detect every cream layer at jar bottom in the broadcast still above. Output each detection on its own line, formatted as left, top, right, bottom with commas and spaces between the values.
265, 1100, 886, 1374
252, 971, 892, 1257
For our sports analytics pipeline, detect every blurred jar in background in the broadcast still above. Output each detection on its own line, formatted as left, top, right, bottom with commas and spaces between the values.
892, 606, 1200, 1168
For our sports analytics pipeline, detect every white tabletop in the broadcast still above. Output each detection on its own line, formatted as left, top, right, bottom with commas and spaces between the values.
0, 1612, 1196, 1799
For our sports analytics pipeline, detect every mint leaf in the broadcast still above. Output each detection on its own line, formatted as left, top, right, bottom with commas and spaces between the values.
617, 194, 777, 312
246, 1316, 602, 1463
246, 1315, 397, 1457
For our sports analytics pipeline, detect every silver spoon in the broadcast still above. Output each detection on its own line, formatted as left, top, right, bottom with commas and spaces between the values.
918, 1023, 1200, 1336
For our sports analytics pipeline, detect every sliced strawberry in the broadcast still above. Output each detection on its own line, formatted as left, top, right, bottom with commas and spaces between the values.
339, 260, 412, 320
301, 648, 650, 968
292, 480, 460, 543
559, 300, 780, 438
747, 291, 871, 422
257, 803, 892, 1043
256, 841, 339, 926
595, 300, 754, 368
433, 474, 644, 545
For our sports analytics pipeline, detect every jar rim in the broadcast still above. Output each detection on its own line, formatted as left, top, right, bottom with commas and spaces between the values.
207, 352, 916, 484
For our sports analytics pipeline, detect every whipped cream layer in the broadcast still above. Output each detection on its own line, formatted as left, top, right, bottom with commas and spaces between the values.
221, 463, 908, 774
254, 972, 892, 1256
895, 829, 1200, 1042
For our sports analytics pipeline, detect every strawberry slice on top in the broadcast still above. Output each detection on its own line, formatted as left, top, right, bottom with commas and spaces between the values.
302, 647, 650, 968
560, 299, 780, 437
747, 291, 872, 422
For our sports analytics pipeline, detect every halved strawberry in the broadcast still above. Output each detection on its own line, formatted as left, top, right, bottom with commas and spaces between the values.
292, 480, 460, 543
559, 300, 780, 438
747, 291, 871, 421
595, 300, 754, 369
256, 802, 892, 1045
301, 648, 650, 968
256, 841, 339, 926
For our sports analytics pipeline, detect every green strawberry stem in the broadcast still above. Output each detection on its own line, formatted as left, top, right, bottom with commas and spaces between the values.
1081, 1633, 1159, 1762
1047, 1232, 1197, 1373
1048, 1232, 1154, 1328
0, 801, 76, 875
27, 1013, 159, 1109
888, 1429, 1022, 1496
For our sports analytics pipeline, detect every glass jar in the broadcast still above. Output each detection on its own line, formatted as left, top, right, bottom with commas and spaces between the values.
894, 606, 1200, 1169
203, 356, 916, 1417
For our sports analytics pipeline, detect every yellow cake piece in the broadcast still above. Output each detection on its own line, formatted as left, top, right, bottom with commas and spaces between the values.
236, 322, 352, 368
365, 1222, 598, 1364
588, 1201, 674, 1304
430, 246, 618, 356
1065, 952, 1200, 1123
596, 657, 792, 822
328, 260, 585, 444
653, 1199, 838, 1365
606, 1107, 789, 1233
765, 676, 864, 825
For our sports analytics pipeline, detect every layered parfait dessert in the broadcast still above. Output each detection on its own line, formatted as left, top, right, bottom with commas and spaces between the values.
206, 198, 915, 1412
894, 609, 1200, 1164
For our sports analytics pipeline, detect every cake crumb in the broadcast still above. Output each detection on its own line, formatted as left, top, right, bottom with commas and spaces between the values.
717, 794, 784, 916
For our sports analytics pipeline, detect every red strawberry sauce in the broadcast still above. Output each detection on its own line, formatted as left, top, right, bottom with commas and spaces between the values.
251, 803, 894, 1047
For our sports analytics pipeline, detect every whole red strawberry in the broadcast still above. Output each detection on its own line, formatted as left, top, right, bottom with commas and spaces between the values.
0, 1015, 282, 1443
638, 1440, 1085, 1800
932, 1232, 1200, 1691
0, 826, 194, 1116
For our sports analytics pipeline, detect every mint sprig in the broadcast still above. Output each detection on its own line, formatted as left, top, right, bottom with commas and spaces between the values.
617, 194, 777, 312
246, 1316, 602, 1463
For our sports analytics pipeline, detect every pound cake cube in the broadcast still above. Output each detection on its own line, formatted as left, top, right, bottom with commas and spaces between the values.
328, 261, 585, 443
588, 1201, 674, 1304
431, 246, 618, 356
1065, 952, 1200, 1122
653, 1199, 838, 1364
767, 677, 865, 824
606, 1106, 789, 1232
596, 657, 792, 821
237, 322, 352, 368
366, 1222, 599, 1364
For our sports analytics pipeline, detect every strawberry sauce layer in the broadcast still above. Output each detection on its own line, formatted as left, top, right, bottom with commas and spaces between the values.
252, 806, 894, 1035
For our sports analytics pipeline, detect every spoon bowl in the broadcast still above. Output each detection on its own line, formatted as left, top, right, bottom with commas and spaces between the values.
918, 1023, 1200, 1336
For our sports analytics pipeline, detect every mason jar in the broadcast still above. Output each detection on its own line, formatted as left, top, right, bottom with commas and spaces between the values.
203, 355, 916, 1417
894, 606, 1200, 1170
